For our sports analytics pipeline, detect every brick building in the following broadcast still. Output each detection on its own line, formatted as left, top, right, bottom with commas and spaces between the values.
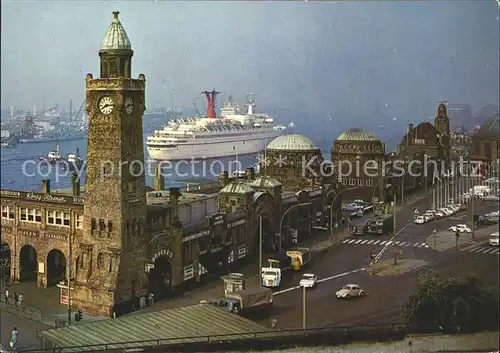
331, 128, 385, 203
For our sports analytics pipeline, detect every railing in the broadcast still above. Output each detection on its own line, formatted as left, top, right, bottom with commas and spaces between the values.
21, 322, 411, 353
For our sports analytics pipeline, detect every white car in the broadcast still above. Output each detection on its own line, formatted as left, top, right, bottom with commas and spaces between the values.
342, 203, 362, 212
439, 208, 453, 216
423, 212, 436, 220
448, 224, 472, 233
414, 216, 427, 224
335, 284, 365, 299
489, 232, 499, 246
434, 211, 446, 219
299, 273, 317, 288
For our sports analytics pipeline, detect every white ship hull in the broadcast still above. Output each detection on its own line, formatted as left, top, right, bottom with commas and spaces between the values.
147, 131, 280, 161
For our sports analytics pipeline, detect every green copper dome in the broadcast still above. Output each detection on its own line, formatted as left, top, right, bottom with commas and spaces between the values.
100, 11, 132, 50
476, 115, 499, 138
336, 128, 380, 142
267, 134, 318, 151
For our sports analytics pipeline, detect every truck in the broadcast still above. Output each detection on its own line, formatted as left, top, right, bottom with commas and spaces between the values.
261, 249, 311, 288
286, 248, 311, 270
203, 287, 273, 317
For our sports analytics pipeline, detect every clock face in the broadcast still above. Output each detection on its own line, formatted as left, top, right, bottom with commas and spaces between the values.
99, 96, 114, 115
124, 97, 134, 115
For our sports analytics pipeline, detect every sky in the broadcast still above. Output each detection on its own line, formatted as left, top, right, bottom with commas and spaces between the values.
1, 1, 499, 128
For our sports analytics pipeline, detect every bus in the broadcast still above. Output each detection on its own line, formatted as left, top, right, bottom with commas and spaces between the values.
367, 214, 394, 235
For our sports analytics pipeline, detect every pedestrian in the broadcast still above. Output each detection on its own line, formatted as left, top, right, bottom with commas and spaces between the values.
18, 293, 24, 307
13, 292, 18, 307
10, 327, 18, 350
4, 288, 8, 303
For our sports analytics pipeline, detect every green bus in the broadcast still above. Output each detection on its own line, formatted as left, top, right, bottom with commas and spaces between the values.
366, 214, 394, 235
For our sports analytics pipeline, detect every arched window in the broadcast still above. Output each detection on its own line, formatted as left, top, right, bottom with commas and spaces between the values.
97, 253, 104, 269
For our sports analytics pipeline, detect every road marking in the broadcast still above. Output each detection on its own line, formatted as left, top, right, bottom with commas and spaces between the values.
273, 268, 366, 296
462, 244, 478, 251
464, 245, 500, 256
360, 240, 369, 244
399, 241, 407, 246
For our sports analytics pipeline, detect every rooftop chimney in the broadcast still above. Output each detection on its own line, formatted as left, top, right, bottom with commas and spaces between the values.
41, 179, 50, 194
245, 168, 255, 181
153, 163, 165, 191
218, 171, 229, 186
168, 187, 182, 209
71, 173, 81, 196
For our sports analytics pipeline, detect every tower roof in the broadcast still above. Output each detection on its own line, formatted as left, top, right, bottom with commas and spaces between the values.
100, 11, 131, 51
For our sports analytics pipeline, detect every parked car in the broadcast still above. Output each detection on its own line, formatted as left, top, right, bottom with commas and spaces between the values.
423, 212, 436, 221
448, 224, 472, 233
414, 216, 427, 224
335, 284, 366, 299
299, 273, 317, 288
434, 211, 446, 219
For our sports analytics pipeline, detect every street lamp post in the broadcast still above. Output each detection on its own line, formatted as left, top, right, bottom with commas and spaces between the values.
302, 285, 307, 329
392, 193, 398, 265
278, 202, 312, 252
330, 187, 359, 244
259, 216, 263, 286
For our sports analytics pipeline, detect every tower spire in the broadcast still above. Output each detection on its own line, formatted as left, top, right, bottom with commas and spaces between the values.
99, 11, 133, 78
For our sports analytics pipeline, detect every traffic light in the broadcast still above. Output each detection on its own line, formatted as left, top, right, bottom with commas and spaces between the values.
75, 310, 82, 322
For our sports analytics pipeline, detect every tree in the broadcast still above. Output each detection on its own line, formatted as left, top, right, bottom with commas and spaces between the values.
402, 270, 498, 332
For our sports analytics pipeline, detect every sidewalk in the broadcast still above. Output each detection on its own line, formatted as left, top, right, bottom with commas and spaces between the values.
426, 224, 496, 252
0, 280, 107, 327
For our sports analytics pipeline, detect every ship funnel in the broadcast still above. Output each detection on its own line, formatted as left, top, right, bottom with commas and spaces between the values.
246, 93, 255, 115
202, 89, 221, 119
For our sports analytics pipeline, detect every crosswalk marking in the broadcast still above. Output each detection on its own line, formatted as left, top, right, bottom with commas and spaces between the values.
461, 245, 499, 256
342, 238, 429, 248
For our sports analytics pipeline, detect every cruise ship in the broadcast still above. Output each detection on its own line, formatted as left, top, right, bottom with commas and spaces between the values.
146, 91, 286, 161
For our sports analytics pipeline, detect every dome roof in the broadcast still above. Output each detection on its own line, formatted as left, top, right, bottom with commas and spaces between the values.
267, 134, 318, 151
336, 128, 380, 142
100, 11, 132, 51
476, 115, 499, 138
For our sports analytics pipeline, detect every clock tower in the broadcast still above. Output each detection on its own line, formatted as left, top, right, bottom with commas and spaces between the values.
434, 103, 451, 162
73, 11, 149, 316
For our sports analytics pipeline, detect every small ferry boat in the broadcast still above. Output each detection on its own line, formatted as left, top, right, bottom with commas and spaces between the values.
39, 143, 64, 164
